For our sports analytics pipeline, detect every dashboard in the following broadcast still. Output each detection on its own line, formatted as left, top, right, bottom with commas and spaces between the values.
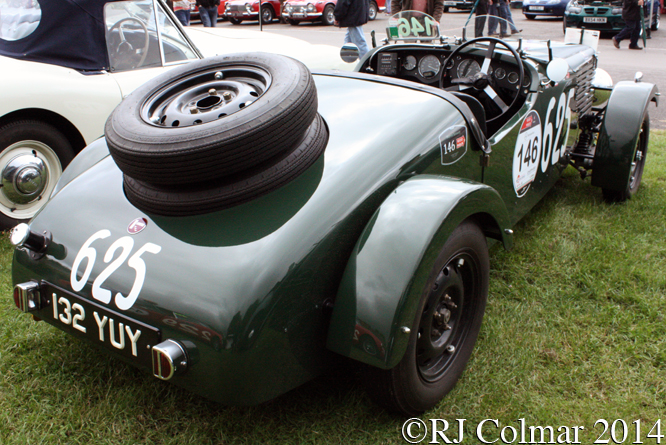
370, 48, 530, 91
363, 46, 531, 130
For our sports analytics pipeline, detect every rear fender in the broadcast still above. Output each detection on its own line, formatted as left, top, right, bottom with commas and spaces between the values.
591, 81, 658, 191
326, 175, 512, 369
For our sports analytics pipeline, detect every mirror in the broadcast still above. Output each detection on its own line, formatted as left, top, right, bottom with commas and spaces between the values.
340, 43, 359, 63
546, 58, 569, 83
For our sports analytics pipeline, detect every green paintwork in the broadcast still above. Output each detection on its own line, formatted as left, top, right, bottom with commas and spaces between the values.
591, 81, 658, 192
14, 74, 501, 405
11, 38, 655, 407
326, 176, 511, 369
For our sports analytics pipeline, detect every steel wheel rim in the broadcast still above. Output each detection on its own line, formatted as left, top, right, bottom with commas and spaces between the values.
628, 123, 647, 191
0, 140, 62, 219
141, 65, 272, 128
417, 251, 480, 383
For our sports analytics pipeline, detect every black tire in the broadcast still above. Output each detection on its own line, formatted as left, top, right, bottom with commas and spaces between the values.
368, 1, 378, 20
287, 18, 299, 25
123, 114, 328, 216
0, 120, 75, 230
603, 113, 649, 202
365, 221, 489, 416
229, 17, 242, 24
322, 4, 335, 25
261, 5, 274, 23
525, 13, 536, 19
105, 53, 318, 186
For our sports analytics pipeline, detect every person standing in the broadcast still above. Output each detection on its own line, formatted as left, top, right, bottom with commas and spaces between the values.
390, 0, 445, 21
474, 0, 490, 37
173, 0, 194, 26
334, 0, 370, 57
612, 0, 644, 49
197, 0, 220, 27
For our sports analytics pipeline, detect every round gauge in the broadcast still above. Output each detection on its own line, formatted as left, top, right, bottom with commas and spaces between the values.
403, 55, 417, 71
507, 72, 519, 84
494, 67, 506, 80
522, 75, 531, 87
418, 55, 441, 79
445, 58, 455, 70
457, 59, 481, 78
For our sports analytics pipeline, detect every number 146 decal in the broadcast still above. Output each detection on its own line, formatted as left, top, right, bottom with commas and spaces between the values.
70, 230, 161, 311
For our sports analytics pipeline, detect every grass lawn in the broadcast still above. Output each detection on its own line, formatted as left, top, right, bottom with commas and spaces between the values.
1, 131, 665, 445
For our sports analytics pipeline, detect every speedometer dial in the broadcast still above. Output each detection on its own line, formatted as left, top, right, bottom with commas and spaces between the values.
457, 59, 481, 78
403, 55, 417, 71
418, 55, 441, 79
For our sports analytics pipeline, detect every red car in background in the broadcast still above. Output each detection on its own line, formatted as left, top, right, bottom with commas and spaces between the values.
224, 0, 282, 23
283, 0, 385, 25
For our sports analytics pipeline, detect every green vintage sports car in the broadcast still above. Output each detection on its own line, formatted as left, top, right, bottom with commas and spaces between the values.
564, 0, 661, 33
11, 12, 658, 415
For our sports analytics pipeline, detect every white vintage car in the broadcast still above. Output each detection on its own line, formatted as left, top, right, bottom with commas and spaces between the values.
0, 0, 350, 229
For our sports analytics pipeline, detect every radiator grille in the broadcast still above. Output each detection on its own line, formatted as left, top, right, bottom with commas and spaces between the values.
571, 56, 596, 116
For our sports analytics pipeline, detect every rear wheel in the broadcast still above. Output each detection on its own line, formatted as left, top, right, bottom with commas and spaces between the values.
322, 4, 335, 25
368, 1, 378, 20
365, 221, 489, 416
602, 113, 649, 202
0, 120, 75, 229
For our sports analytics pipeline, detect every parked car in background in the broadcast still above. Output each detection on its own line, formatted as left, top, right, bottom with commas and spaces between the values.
0, 0, 350, 230
564, 0, 660, 32
522, 0, 569, 18
223, 0, 281, 23
283, 0, 385, 24
10, 12, 658, 416
442, 0, 474, 11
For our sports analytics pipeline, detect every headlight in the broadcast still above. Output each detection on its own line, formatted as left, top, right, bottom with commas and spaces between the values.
284, 3, 292, 11
547, 0, 559, 4
245, 2, 253, 12
611, 7, 621, 13
225, 3, 231, 10
307, 3, 315, 11
568, 5, 582, 12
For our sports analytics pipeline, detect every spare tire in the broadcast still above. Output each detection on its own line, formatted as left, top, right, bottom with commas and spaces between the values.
105, 52, 318, 185
123, 113, 328, 216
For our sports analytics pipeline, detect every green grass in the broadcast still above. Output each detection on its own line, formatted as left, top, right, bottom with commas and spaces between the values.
2, 132, 666, 444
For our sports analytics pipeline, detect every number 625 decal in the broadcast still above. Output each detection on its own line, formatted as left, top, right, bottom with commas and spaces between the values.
70, 230, 161, 311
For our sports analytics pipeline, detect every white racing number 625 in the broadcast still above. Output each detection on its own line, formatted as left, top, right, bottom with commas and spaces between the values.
70, 230, 162, 311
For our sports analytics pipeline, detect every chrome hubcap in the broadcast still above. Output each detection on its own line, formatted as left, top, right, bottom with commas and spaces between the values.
0, 140, 61, 219
2, 154, 48, 204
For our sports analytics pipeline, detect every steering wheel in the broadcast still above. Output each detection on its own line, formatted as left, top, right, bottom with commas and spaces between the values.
440, 37, 524, 123
108, 17, 149, 71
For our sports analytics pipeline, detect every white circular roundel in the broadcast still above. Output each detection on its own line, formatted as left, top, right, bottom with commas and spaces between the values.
512, 110, 542, 197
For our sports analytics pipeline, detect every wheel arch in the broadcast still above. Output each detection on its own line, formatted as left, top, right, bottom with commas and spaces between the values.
591, 81, 658, 192
0, 108, 87, 154
326, 175, 512, 370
